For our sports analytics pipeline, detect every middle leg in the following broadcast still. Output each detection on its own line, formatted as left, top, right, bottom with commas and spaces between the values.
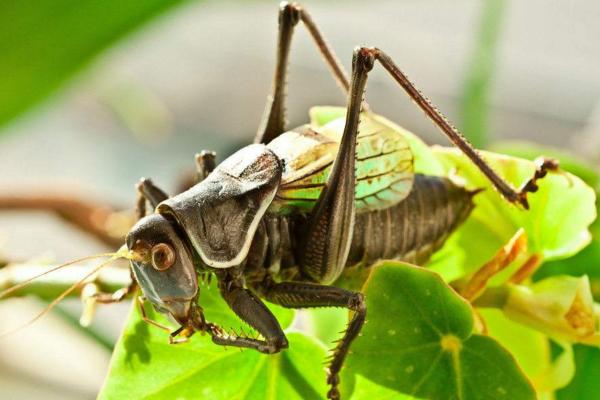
257, 280, 366, 400
211, 274, 288, 354
255, 2, 350, 144
81, 179, 170, 310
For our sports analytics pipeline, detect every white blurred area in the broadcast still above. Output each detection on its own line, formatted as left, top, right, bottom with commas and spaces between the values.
0, 0, 598, 398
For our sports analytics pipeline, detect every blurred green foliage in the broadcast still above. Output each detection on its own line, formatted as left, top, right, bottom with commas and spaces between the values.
0, 0, 189, 130
460, 0, 506, 148
557, 345, 600, 400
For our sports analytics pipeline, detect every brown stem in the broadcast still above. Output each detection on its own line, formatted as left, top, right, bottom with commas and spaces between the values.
0, 195, 132, 247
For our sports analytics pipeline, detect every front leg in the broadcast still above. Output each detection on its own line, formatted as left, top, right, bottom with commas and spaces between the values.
211, 275, 288, 354
135, 178, 169, 219
89, 269, 137, 304
257, 280, 366, 400
86, 178, 173, 309
83, 178, 170, 318
195, 150, 216, 182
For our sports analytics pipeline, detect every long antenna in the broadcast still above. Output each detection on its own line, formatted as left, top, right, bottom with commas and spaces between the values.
0, 253, 125, 338
0, 252, 116, 299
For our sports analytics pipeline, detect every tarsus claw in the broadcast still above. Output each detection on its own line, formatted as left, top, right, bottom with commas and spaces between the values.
516, 157, 560, 209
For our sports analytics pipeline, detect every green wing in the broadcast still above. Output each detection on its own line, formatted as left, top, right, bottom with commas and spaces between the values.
267, 109, 414, 215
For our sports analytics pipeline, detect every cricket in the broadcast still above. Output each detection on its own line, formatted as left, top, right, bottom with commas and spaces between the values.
0, 2, 562, 399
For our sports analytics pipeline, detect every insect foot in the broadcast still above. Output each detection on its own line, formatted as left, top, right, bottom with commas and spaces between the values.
326, 373, 341, 400
259, 336, 289, 354
280, 1, 301, 27
325, 292, 366, 400
355, 46, 376, 71
517, 157, 560, 209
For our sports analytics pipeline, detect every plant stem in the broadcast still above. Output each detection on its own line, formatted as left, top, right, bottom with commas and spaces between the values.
0, 194, 131, 247
472, 285, 510, 308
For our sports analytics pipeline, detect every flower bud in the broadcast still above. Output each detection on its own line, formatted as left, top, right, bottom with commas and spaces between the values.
503, 275, 599, 345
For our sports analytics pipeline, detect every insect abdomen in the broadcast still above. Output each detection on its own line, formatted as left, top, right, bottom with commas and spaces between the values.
346, 174, 477, 267
246, 174, 476, 283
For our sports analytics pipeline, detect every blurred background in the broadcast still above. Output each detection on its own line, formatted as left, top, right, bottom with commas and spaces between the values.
0, 0, 598, 398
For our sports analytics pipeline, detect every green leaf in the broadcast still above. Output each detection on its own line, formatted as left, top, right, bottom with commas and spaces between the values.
490, 141, 600, 243
0, 0, 189, 130
99, 283, 310, 400
534, 240, 600, 300
428, 148, 597, 281
489, 141, 600, 191
556, 345, 600, 400
479, 309, 575, 395
305, 307, 348, 348
497, 143, 600, 297
351, 375, 419, 400
344, 262, 535, 400
309, 106, 348, 127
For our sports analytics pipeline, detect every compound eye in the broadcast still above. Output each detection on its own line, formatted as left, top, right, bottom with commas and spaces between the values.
151, 243, 176, 271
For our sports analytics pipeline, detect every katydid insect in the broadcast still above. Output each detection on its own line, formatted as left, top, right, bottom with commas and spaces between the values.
0, 3, 559, 399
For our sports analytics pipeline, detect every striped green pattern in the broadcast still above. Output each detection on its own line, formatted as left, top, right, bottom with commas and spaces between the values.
268, 111, 414, 215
